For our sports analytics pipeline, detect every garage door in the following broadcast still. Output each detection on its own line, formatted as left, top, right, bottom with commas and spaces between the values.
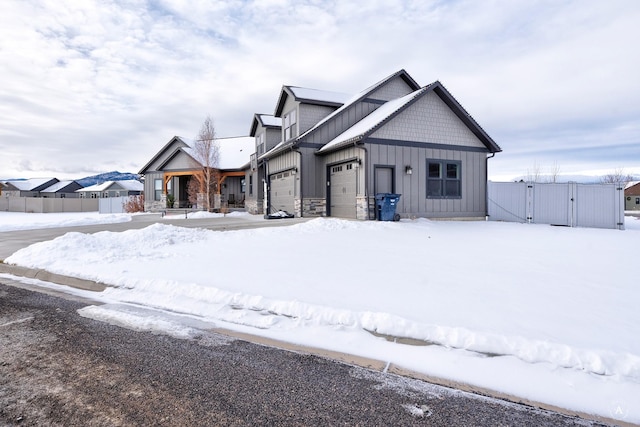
269, 171, 295, 213
329, 163, 357, 218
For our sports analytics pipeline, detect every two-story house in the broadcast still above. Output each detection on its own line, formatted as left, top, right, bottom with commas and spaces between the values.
250, 69, 501, 220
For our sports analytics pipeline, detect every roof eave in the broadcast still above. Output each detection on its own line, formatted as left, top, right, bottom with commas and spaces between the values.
139, 136, 186, 174
431, 83, 502, 153
317, 136, 364, 155
274, 86, 293, 117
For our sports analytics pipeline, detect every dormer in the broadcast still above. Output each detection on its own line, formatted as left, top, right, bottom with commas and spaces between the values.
250, 114, 281, 156
274, 86, 349, 142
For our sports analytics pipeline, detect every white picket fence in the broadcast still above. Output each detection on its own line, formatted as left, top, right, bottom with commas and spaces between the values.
488, 182, 625, 230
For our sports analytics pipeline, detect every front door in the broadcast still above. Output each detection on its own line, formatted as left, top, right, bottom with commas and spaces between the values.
374, 166, 394, 194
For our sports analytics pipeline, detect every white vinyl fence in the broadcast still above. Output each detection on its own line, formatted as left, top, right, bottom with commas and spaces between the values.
99, 196, 131, 214
0, 197, 98, 213
488, 182, 625, 230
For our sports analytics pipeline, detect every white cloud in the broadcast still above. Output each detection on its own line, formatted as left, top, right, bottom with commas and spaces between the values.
0, 0, 639, 179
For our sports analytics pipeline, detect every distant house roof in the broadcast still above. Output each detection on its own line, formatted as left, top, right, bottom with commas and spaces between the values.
250, 113, 281, 136
40, 180, 82, 193
77, 180, 143, 193
4, 178, 58, 192
274, 85, 349, 116
625, 181, 640, 196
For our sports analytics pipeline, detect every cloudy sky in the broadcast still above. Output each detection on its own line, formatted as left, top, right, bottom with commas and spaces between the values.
1, 0, 639, 181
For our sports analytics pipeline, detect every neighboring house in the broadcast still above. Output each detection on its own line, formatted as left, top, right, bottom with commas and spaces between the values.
625, 181, 640, 210
2, 178, 59, 198
76, 180, 143, 199
253, 69, 501, 219
39, 180, 83, 198
139, 136, 254, 211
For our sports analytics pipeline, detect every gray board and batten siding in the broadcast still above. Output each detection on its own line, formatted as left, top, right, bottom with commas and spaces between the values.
365, 144, 488, 218
363, 89, 491, 218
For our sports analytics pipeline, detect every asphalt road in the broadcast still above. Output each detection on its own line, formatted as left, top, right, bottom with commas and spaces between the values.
0, 280, 609, 427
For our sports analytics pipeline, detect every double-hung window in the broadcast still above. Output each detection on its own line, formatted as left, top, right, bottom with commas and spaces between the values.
283, 109, 297, 140
154, 179, 162, 201
256, 132, 265, 155
426, 160, 461, 198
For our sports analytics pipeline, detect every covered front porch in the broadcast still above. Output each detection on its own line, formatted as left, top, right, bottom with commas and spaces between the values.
162, 170, 245, 210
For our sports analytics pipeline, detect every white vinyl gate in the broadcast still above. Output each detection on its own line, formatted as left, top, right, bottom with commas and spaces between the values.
488, 182, 625, 230
99, 196, 131, 214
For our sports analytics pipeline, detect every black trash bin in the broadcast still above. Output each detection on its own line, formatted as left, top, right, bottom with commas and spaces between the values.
375, 193, 401, 221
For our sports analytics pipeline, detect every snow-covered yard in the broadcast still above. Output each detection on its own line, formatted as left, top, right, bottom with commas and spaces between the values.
2, 211, 639, 423
0, 211, 132, 231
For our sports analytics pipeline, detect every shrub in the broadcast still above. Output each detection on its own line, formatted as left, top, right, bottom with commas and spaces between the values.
123, 195, 145, 213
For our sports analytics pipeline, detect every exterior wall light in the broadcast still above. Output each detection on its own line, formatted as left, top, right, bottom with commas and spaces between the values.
405, 166, 413, 175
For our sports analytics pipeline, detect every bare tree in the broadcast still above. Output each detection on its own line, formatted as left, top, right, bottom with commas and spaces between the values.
524, 161, 562, 183
600, 168, 633, 186
547, 161, 561, 183
525, 161, 542, 183
189, 116, 220, 210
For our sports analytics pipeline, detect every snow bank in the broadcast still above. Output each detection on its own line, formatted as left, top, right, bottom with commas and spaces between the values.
0, 212, 131, 232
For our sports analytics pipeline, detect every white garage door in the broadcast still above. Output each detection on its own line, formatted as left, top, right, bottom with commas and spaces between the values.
270, 171, 295, 213
329, 163, 357, 218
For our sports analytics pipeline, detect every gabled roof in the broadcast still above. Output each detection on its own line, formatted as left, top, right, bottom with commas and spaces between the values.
40, 180, 81, 193
274, 85, 349, 117
318, 88, 428, 153
430, 82, 501, 153
77, 180, 143, 193
297, 69, 420, 144
262, 69, 422, 160
139, 136, 188, 174
154, 136, 255, 171
4, 178, 58, 192
250, 113, 281, 136
318, 81, 501, 154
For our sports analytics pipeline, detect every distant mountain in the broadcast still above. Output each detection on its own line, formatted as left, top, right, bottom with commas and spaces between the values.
77, 171, 141, 187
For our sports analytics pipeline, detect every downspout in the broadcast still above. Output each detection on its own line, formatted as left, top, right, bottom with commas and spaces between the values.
360, 143, 370, 220
263, 158, 270, 219
485, 152, 496, 219
347, 137, 369, 220
293, 147, 303, 217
